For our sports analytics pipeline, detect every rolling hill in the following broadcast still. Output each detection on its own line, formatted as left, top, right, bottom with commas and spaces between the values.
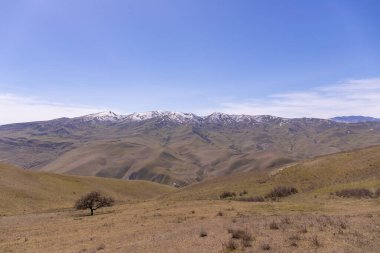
168, 144, 380, 201
0, 162, 174, 215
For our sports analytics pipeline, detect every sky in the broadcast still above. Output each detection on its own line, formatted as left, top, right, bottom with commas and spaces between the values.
1, 0, 380, 124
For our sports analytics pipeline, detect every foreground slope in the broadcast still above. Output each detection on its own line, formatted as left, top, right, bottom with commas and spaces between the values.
1, 145, 380, 252
0, 163, 174, 215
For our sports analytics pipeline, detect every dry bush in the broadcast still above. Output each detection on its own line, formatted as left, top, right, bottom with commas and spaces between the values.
375, 188, 380, 198
230, 229, 247, 239
199, 227, 207, 237
239, 190, 248, 196
225, 239, 239, 251
289, 234, 300, 247
300, 224, 308, 233
265, 186, 298, 199
96, 244, 105, 250
281, 217, 291, 225
261, 243, 271, 250
312, 235, 321, 247
338, 219, 347, 230
227, 228, 253, 248
238, 196, 265, 202
220, 191, 236, 199
269, 221, 279, 230
335, 188, 372, 198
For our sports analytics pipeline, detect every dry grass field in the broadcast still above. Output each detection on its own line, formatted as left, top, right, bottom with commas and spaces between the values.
1, 198, 380, 253
0, 163, 174, 216
1, 145, 380, 252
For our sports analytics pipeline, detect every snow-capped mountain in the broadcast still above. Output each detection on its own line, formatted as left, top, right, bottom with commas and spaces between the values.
125, 111, 201, 124
76, 111, 127, 122
203, 113, 283, 124
122, 111, 286, 125
73, 110, 326, 126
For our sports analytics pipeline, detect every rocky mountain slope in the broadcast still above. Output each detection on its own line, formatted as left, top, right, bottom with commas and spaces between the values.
2, 111, 380, 186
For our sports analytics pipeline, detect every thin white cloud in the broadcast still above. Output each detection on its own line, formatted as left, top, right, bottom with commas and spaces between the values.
0, 93, 102, 125
203, 78, 380, 118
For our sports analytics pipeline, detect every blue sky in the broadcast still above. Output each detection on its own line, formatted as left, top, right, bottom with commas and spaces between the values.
1, 0, 380, 124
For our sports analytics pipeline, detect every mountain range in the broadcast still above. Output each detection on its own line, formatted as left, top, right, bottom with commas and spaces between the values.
2, 111, 380, 186
330, 116, 380, 123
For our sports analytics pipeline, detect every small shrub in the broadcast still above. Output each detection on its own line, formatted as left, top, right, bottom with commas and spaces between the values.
239, 190, 248, 196
261, 243, 271, 250
289, 234, 300, 246
289, 234, 300, 241
335, 188, 372, 198
375, 188, 380, 198
269, 221, 279, 230
238, 196, 265, 202
312, 235, 321, 247
97, 244, 105, 250
231, 229, 247, 239
339, 220, 347, 230
217, 211, 224, 216
265, 186, 298, 199
242, 239, 252, 247
220, 191, 237, 199
200, 229, 207, 237
300, 224, 308, 233
281, 217, 291, 225
242, 232, 253, 244
225, 239, 239, 251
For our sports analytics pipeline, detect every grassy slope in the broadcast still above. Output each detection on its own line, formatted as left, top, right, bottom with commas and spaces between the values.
0, 163, 175, 215
168, 145, 380, 201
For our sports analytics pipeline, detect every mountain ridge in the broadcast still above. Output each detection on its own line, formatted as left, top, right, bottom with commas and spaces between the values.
2, 111, 380, 186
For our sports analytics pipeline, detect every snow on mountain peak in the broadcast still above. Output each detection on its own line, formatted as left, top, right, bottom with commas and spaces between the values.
126, 111, 199, 123
75, 110, 287, 125
79, 111, 125, 121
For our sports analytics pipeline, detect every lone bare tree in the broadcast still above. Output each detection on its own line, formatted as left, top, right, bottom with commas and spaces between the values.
75, 191, 114, 215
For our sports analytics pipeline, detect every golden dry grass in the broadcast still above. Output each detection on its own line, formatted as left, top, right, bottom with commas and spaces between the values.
1, 145, 380, 252
0, 163, 175, 215
1, 197, 380, 253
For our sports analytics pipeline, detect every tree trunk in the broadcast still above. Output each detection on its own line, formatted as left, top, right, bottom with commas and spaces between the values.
90, 208, 94, 216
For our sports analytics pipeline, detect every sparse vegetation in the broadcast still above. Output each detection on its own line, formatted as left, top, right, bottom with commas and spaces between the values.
227, 228, 253, 249
312, 235, 321, 247
230, 229, 247, 239
74, 191, 114, 216
220, 191, 236, 199
375, 188, 380, 197
269, 221, 279, 230
96, 244, 106, 250
225, 239, 239, 251
265, 186, 298, 200
335, 188, 373, 198
239, 190, 248, 196
238, 196, 265, 202
281, 217, 291, 225
261, 243, 271, 250
300, 224, 308, 233
199, 227, 207, 237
